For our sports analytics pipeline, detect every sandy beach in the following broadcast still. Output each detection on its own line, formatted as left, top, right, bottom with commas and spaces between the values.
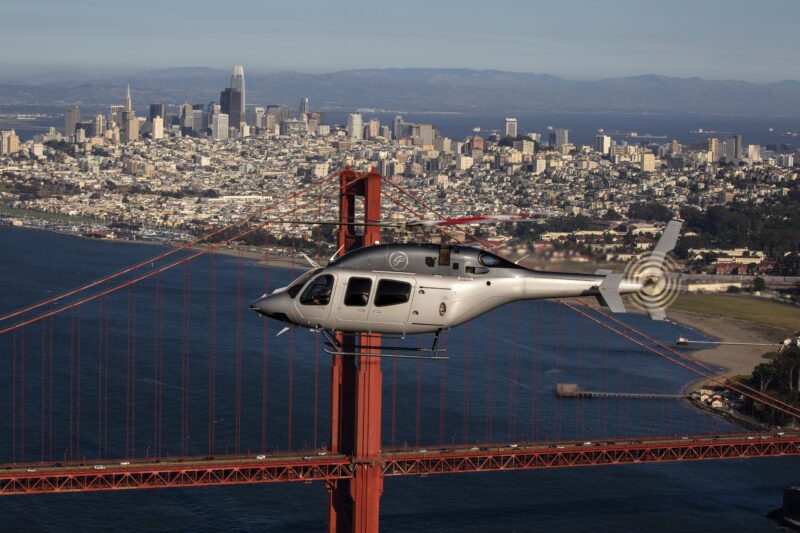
667, 309, 789, 392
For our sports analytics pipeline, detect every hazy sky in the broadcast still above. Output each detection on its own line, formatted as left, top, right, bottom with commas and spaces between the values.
1, 0, 798, 81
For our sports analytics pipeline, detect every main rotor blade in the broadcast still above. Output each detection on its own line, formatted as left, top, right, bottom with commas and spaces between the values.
255, 213, 546, 228
258, 219, 403, 227
408, 214, 545, 227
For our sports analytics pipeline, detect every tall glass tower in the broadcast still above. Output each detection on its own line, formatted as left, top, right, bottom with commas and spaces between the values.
230, 66, 246, 124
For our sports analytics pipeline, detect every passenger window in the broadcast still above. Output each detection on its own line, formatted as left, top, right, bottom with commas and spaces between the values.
299, 274, 334, 305
425, 257, 435, 267
452, 262, 459, 270
344, 277, 372, 307
374, 279, 412, 307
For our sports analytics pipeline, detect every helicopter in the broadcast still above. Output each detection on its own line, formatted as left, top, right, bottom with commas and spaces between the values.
250, 215, 684, 359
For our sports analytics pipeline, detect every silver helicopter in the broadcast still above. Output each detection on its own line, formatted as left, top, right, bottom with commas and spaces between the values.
250, 216, 683, 359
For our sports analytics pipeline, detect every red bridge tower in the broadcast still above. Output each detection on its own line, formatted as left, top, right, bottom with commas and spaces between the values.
328, 167, 384, 532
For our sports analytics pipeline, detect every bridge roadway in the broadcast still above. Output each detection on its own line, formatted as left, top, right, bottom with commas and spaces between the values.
1, 433, 798, 495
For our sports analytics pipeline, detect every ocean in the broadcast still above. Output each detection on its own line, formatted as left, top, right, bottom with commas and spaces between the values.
324, 111, 800, 147
0, 225, 796, 531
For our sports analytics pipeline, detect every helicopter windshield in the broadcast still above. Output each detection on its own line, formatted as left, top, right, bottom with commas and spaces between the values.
287, 268, 323, 298
478, 251, 521, 269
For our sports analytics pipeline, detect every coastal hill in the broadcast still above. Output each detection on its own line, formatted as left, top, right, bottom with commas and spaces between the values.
2, 68, 800, 115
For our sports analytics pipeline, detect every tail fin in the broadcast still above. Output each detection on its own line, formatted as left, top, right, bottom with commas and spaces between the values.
593, 217, 684, 320
652, 217, 683, 257
643, 217, 684, 320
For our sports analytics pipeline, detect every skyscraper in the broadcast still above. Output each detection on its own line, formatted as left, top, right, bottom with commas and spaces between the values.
108, 105, 125, 128
392, 116, 404, 140
211, 113, 229, 140
149, 103, 165, 122
220, 88, 243, 130
593, 134, 611, 155
733, 134, 743, 162
121, 110, 139, 143
347, 113, 363, 140
151, 116, 164, 140
249, 106, 265, 128
180, 103, 194, 130
120, 84, 139, 143
64, 105, 80, 138
125, 84, 133, 112
549, 128, 569, 147
504, 118, 518, 137
299, 97, 309, 116
92, 114, 106, 137
0, 130, 21, 155
229, 65, 246, 124
707, 138, 719, 162
640, 152, 656, 172
747, 144, 761, 163
366, 118, 380, 140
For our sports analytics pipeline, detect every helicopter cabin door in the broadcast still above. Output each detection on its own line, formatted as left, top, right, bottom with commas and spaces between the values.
336, 275, 376, 326
367, 277, 416, 327
409, 284, 450, 328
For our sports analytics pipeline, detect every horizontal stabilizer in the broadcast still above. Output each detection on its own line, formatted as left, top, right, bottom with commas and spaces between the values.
598, 273, 626, 313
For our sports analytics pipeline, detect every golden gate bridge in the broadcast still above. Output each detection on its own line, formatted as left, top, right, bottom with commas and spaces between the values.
0, 168, 798, 532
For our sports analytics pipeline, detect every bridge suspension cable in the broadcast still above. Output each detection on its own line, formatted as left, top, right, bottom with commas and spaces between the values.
560, 300, 800, 421
0, 171, 343, 328
0, 172, 346, 336
577, 301, 800, 417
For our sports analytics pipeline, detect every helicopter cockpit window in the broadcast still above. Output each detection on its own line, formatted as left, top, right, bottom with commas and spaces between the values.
287, 268, 322, 298
374, 279, 412, 307
478, 253, 501, 267
478, 252, 520, 269
344, 277, 372, 307
299, 274, 334, 306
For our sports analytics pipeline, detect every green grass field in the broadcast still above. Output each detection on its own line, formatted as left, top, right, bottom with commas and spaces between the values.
0, 204, 97, 225
672, 293, 800, 333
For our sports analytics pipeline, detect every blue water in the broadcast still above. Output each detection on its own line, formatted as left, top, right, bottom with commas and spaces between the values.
0, 226, 796, 531
325, 111, 800, 147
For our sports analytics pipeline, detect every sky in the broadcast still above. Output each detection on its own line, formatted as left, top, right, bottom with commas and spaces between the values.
1, 0, 798, 82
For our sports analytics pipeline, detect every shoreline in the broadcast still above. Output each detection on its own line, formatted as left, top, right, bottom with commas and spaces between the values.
1, 222, 313, 272
667, 308, 788, 394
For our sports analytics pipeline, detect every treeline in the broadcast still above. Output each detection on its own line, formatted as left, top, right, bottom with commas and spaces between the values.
192, 224, 336, 251
511, 214, 593, 240
628, 193, 800, 272
738, 346, 800, 426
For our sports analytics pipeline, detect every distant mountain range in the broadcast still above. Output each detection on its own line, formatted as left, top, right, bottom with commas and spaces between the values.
1, 67, 799, 115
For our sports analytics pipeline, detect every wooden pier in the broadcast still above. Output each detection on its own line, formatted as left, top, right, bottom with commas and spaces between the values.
556, 383, 683, 400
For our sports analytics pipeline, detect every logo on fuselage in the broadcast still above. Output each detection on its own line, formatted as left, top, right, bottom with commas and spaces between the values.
388, 251, 409, 271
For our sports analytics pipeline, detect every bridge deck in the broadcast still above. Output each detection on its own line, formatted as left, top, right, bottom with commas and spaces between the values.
1, 433, 798, 495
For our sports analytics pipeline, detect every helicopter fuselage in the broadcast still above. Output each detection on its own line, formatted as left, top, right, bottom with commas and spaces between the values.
250, 243, 642, 335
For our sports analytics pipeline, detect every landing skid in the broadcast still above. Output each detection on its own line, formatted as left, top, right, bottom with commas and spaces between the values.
320, 329, 448, 360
